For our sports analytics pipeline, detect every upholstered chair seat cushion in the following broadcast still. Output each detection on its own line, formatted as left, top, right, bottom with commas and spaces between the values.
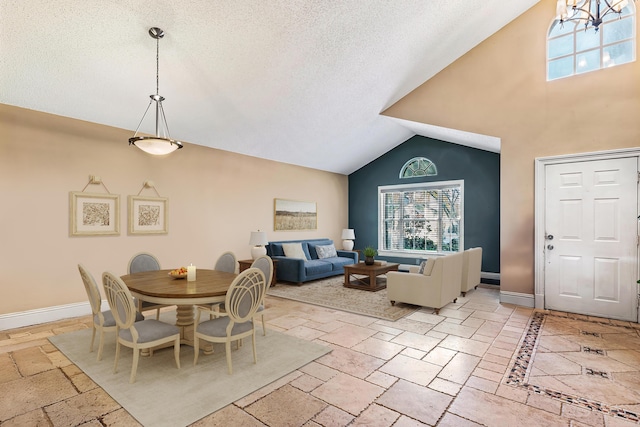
96, 310, 143, 328
196, 316, 255, 337
96, 311, 117, 328
118, 319, 179, 343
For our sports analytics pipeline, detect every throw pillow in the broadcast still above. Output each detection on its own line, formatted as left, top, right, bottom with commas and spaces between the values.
270, 243, 284, 257
307, 244, 319, 259
316, 244, 337, 259
282, 243, 308, 260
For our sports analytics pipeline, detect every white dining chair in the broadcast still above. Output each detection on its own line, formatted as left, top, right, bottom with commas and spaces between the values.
127, 252, 171, 319
193, 268, 266, 374
249, 255, 273, 335
78, 264, 144, 361
103, 271, 181, 383
215, 255, 272, 335
202, 251, 238, 317
214, 251, 237, 273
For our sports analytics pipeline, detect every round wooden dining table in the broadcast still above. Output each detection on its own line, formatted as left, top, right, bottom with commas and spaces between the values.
120, 269, 237, 354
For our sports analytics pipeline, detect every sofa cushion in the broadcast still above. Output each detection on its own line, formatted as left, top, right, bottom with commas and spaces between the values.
321, 256, 354, 270
316, 244, 337, 259
282, 243, 308, 260
304, 259, 333, 275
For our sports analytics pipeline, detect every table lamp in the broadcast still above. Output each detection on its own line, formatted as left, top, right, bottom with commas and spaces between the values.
341, 228, 355, 251
249, 230, 269, 259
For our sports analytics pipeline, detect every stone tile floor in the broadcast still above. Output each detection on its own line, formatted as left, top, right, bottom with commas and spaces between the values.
1, 284, 640, 426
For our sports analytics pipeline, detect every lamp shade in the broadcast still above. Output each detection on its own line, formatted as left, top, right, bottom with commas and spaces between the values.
249, 231, 268, 246
341, 229, 355, 240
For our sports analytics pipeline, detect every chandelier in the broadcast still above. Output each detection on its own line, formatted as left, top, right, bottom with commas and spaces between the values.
129, 27, 183, 155
556, 0, 632, 31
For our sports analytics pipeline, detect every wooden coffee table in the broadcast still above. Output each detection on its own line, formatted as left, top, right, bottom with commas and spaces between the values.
343, 262, 400, 292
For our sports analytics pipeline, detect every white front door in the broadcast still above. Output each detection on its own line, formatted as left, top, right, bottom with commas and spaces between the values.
544, 157, 638, 321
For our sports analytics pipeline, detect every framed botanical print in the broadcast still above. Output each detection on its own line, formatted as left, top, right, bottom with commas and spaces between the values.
69, 192, 120, 236
128, 195, 168, 235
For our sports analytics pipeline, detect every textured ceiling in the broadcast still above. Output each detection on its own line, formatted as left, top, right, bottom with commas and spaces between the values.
0, 0, 538, 174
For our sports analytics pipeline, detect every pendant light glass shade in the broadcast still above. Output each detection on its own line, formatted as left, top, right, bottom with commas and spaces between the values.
129, 27, 183, 155
130, 136, 182, 155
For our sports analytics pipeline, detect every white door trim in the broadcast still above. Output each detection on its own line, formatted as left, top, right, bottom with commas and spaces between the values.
534, 147, 640, 312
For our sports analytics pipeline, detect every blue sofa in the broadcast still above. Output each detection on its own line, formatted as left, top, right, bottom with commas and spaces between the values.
266, 238, 358, 284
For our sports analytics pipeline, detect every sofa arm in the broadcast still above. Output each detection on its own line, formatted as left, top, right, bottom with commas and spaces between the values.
337, 250, 358, 262
388, 271, 437, 289
271, 256, 306, 283
387, 271, 442, 307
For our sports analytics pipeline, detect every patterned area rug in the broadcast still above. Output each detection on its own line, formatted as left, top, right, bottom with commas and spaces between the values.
267, 275, 419, 321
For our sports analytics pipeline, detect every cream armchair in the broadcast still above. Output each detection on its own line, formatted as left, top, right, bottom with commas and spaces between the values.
461, 247, 482, 296
387, 252, 463, 314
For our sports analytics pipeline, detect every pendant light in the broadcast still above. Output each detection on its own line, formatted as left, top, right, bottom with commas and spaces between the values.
555, 0, 632, 31
129, 27, 183, 155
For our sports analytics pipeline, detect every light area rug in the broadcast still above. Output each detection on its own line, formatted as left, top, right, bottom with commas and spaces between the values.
267, 275, 419, 321
48, 318, 330, 427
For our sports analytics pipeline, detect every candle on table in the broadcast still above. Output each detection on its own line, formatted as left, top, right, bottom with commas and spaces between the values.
187, 264, 196, 281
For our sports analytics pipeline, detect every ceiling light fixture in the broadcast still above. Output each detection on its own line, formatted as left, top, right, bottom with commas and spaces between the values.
556, 0, 632, 31
129, 27, 183, 155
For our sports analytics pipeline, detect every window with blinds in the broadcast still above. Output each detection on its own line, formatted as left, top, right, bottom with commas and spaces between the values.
378, 180, 463, 255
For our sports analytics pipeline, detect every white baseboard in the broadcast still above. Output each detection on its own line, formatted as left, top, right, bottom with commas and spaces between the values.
0, 301, 93, 331
481, 272, 500, 281
500, 291, 535, 308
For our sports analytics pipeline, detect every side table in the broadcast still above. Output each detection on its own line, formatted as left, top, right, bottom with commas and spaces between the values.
238, 258, 278, 286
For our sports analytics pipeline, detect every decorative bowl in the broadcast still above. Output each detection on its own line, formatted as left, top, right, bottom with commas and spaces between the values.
169, 272, 187, 279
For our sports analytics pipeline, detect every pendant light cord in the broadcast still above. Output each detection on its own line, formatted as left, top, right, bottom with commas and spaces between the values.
156, 35, 160, 96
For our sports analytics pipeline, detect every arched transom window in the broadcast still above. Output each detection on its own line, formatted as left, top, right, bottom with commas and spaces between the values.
399, 157, 437, 179
547, 0, 636, 81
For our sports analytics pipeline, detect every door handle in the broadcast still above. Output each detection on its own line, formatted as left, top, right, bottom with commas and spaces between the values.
547, 245, 554, 250
546, 234, 554, 240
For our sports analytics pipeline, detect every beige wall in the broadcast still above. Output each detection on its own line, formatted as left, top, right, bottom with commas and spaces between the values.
0, 104, 348, 315
383, 0, 640, 295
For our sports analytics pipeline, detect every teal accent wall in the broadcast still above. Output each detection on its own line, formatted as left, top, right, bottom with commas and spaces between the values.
348, 135, 500, 274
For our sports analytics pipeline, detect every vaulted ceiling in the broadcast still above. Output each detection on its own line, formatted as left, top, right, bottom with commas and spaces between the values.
1, 1, 538, 174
